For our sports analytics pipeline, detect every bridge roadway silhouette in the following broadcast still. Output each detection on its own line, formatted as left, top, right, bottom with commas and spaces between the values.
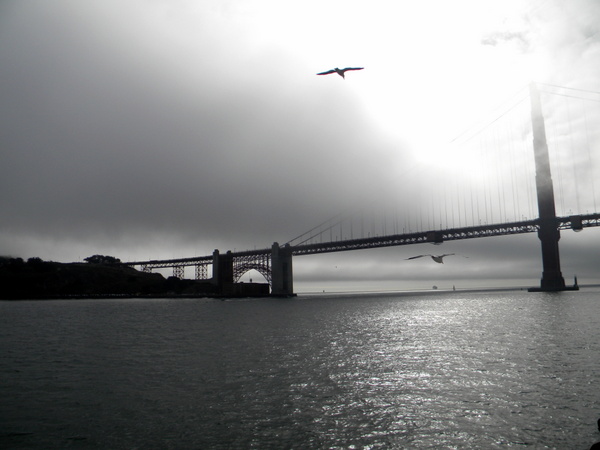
124, 212, 600, 295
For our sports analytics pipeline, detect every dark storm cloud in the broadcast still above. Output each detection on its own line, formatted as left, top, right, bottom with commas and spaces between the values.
0, 0, 402, 259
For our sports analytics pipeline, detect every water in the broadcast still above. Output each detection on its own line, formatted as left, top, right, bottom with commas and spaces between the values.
1, 289, 600, 449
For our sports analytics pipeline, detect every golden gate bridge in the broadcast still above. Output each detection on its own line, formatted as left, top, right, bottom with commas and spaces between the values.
124, 83, 600, 295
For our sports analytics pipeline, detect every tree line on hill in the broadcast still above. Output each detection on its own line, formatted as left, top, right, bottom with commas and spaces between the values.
0, 255, 218, 299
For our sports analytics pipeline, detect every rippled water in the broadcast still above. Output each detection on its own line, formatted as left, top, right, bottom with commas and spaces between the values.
1, 289, 600, 449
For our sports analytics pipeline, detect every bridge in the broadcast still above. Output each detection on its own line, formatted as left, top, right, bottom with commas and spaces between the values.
124, 83, 600, 295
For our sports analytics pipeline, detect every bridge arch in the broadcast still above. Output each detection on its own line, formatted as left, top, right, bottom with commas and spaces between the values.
232, 254, 272, 284
233, 263, 272, 284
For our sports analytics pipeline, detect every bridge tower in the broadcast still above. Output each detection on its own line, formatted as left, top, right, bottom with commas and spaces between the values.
528, 83, 570, 291
271, 242, 294, 296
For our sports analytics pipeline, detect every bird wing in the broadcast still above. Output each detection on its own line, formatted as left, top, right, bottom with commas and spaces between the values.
405, 255, 430, 260
440, 254, 455, 258
342, 67, 364, 72
317, 69, 336, 75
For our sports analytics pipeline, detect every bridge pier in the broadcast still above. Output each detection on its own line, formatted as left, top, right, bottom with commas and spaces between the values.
271, 242, 295, 296
212, 249, 233, 289
534, 221, 566, 291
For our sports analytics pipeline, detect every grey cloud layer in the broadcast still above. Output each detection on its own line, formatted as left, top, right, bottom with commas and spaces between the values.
0, 0, 401, 256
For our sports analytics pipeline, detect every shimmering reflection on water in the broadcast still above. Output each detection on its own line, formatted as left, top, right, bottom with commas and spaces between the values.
1, 290, 600, 449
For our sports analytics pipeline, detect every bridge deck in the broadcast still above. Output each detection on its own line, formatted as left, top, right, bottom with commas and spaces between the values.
123, 213, 600, 269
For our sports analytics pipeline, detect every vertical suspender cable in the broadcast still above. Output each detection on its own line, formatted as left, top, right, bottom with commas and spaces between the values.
566, 96, 581, 214
583, 102, 597, 212
481, 134, 490, 224
548, 102, 565, 215
493, 125, 504, 222
507, 113, 518, 221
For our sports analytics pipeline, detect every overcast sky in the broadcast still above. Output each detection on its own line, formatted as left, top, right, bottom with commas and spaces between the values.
1, 0, 599, 291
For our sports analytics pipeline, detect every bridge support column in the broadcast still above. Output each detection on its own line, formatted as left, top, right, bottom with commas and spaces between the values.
271, 242, 294, 296
195, 263, 209, 280
212, 249, 233, 289
528, 83, 571, 292
173, 265, 185, 279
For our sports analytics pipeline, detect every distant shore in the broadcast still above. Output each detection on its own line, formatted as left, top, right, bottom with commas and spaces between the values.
0, 257, 221, 300
296, 284, 598, 297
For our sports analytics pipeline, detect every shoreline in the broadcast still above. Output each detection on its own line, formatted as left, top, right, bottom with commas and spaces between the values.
3, 284, 597, 301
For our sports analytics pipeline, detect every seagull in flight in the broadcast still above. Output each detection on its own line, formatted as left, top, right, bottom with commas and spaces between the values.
405, 254, 461, 264
317, 67, 364, 79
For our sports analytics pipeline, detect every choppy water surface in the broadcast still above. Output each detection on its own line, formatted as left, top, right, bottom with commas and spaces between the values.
1, 289, 600, 449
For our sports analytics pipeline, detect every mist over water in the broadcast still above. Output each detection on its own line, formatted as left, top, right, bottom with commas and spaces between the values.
2, 289, 600, 449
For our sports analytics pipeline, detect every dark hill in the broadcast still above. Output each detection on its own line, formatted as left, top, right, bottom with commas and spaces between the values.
0, 258, 219, 299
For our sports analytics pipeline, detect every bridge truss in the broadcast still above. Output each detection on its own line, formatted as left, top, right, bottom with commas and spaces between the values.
124, 213, 600, 283
232, 251, 272, 283
289, 213, 600, 256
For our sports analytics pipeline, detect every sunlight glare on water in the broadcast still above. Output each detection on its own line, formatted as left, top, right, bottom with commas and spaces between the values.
1, 290, 600, 449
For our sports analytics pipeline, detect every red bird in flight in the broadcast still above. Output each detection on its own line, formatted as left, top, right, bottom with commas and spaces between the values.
317, 67, 364, 79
